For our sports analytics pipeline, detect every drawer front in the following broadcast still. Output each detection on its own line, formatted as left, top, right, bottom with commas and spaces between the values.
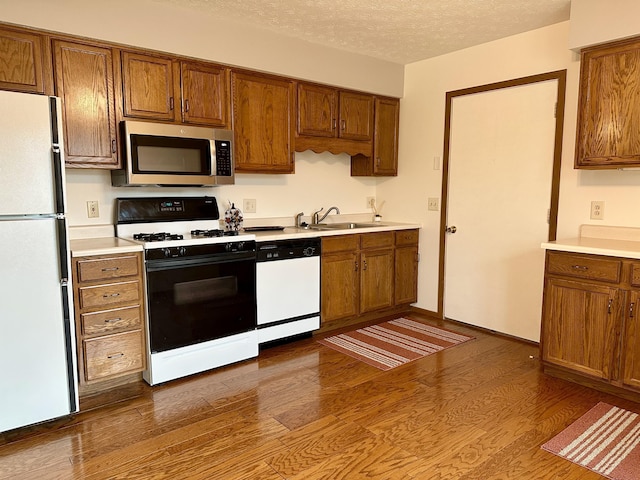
631, 264, 640, 287
546, 252, 621, 283
78, 281, 141, 310
83, 330, 144, 382
395, 229, 419, 246
76, 255, 139, 283
361, 231, 394, 250
322, 234, 359, 253
81, 305, 142, 336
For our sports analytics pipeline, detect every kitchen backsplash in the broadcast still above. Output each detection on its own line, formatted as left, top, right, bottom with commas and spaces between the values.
64, 150, 379, 228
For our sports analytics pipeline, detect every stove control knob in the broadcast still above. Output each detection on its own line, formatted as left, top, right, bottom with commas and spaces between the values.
237, 242, 245, 251
179, 246, 187, 257
162, 248, 172, 258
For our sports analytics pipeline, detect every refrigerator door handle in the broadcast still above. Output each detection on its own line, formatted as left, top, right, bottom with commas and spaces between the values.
56, 217, 69, 284
49, 97, 65, 215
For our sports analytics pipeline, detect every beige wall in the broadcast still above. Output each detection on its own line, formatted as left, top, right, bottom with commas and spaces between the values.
380, 21, 640, 314
569, 0, 640, 50
0, 0, 403, 96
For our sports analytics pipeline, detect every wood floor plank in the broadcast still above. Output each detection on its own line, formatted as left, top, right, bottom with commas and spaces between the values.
2, 313, 638, 480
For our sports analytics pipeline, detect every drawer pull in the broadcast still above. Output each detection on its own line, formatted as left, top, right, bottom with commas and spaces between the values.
107, 352, 124, 359
101, 267, 119, 272
571, 265, 589, 271
103, 293, 121, 298
104, 317, 121, 324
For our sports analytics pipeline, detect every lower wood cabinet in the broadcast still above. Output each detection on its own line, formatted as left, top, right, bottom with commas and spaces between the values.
72, 252, 146, 391
321, 229, 419, 331
541, 250, 640, 400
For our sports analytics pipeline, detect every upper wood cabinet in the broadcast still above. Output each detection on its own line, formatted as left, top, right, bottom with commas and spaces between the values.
295, 82, 376, 157
575, 36, 640, 168
180, 61, 229, 127
52, 39, 118, 168
297, 83, 337, 137
0, 26, 47, 94
120, 51, 179, 122
351, 97, 399, 176
232, 71, 295, 173
339, 91, 374, 141
119, 51, 230, 127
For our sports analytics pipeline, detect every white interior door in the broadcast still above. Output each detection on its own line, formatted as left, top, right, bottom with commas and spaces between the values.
444, 80, 558, 342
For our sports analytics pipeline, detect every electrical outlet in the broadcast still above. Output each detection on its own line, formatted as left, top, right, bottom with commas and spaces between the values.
87, 200, 99, 218
590, 200, 604, 220
428, 197, 439, 211
243, 199, 256, 213
366, 196, 376, 209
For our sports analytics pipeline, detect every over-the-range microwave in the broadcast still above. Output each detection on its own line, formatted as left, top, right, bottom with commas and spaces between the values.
111, 121, 234, 187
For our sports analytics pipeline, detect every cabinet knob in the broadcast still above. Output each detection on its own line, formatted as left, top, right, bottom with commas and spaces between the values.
185, 99, 190, 112
111, 139, 117, 154
355, 261, 359, 272
630, 302, 635, 318
169, 97, 174, 110
608, 298, 613, 314
363, 259, 368, 271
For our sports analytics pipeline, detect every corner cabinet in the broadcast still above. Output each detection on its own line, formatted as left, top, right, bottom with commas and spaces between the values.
52, 39, 119, 168
575, 36, 640, 168
320, 229, 419, 332
232, 71, 295, 173
72, 252, 146, 393
351, 97, 399, 176
541, 250, 640, 401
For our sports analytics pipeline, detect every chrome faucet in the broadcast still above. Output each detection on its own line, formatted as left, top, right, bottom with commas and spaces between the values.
295, 212, 304, 228
312, 206, 340, 224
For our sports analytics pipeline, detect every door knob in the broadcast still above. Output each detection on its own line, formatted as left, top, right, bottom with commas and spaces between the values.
445, 226, 457, 234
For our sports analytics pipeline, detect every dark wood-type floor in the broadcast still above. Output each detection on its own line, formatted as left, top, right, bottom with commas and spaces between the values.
2, 313, 639, 479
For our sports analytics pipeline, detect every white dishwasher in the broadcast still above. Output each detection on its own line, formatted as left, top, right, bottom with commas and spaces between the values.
256, 238, 321, 344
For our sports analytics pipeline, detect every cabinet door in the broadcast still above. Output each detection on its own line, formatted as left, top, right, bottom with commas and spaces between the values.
360, 248, 394, 313
622, 290, 640, 390
297, 83, 337, 137
321, 252, 359, 322
542, 278, 620, 380
181, 61, 229, 127
576, 37, 640, 168
232, 72, 294, 173
121, 51, 177, 121
0, 26, 45, 93
395, 245, 418, 305
338, 91, 373, 141
52, 40, 118, 167
373, 97, 399, 175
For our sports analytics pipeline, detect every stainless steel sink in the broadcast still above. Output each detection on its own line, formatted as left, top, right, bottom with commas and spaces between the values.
308, 222, 384, 230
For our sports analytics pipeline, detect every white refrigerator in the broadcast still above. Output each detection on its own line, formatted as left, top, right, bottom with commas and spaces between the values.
0, 90, 78, 433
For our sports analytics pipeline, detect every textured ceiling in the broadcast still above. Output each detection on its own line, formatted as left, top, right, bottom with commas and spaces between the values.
153, 0, 571, 64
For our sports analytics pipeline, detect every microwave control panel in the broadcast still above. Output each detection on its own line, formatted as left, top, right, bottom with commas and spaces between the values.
215, 140, 232, 177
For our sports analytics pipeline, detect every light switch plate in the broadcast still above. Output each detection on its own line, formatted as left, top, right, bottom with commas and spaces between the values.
428, 198, 439, 211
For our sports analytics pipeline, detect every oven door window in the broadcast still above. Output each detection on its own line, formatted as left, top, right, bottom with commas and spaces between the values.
146, 257, 256, 352
131, 134, 212, 175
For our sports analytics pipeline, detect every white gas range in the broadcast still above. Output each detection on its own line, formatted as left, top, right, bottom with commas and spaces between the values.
115, 197, 257, 385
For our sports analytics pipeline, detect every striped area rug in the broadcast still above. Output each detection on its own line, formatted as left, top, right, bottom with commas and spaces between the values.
542, 402, 640, 480
317, 317, 474, 371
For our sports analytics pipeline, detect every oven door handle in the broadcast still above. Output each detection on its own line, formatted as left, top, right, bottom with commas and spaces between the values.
146, 251, 256, 272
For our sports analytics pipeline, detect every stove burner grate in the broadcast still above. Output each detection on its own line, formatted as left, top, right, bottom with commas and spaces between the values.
133, 232, 184, 242
191, 229, 239, 237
